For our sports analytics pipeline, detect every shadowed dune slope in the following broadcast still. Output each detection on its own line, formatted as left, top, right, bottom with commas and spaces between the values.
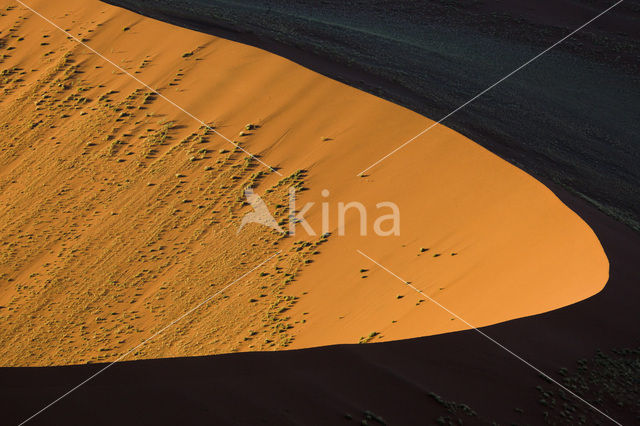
0, 0, 607, 366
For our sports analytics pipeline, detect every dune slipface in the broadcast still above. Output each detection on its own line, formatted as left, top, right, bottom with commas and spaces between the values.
0, 0, 607, 366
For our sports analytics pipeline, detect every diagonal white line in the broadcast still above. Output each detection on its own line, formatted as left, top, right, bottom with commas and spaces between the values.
19, 251, 280, 425
356, 249, 622, 425
14, 0, 282, 176
357, 0, 623, 176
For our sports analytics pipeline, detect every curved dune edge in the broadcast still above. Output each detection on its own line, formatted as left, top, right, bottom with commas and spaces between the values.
0, 0, 607, 366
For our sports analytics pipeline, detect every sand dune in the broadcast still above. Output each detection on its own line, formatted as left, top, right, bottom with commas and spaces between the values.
0, 0, 607, 366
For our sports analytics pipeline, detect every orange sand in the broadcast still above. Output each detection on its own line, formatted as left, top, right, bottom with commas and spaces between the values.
0, 0, 608, 365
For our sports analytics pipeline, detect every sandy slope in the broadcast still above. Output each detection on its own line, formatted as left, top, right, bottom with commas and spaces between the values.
0, 0, 607, 366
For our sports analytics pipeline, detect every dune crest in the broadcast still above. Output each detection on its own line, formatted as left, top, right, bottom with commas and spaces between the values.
0, 0, 607, 366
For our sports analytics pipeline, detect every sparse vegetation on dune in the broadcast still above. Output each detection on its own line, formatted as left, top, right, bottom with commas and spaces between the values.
0, 8, 325, 366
